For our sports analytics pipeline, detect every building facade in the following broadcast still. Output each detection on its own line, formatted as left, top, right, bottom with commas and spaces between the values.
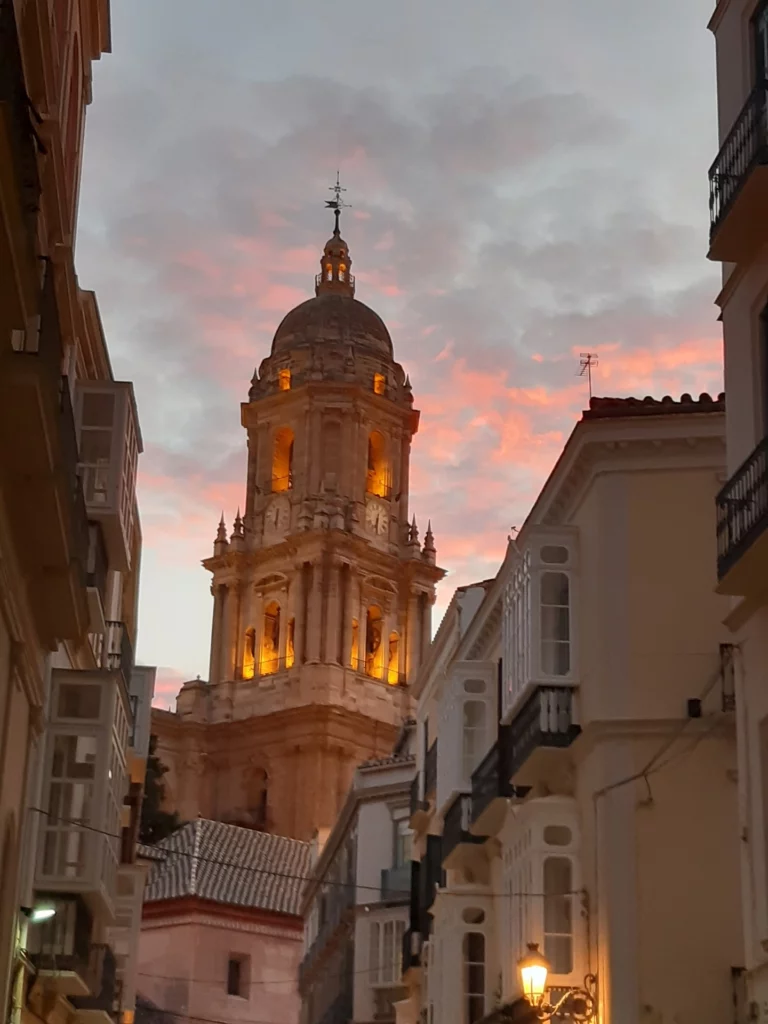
300, 725, 415, 1024
138, 819, 310, 1024
152, 214, 444, 842
0, 2, 151, 1023
401, 395, 743, 1024
708, 1, 768, 1018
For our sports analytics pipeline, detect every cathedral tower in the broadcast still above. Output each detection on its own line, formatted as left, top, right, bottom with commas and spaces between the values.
152, 203, 444, 841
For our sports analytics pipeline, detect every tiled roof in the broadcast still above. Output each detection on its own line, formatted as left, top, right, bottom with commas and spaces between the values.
359, 753, 415, 770
583, 392, 724, 420
143, 819, 311, 916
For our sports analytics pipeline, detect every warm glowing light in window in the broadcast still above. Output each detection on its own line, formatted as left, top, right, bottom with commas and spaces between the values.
260, 601, 280, 675
339, 263, 346, 281
366, 430, 388, 498
243, 628, 256, 680
365, 605, 384, 679
350, 618, 359, 669
326, 263, 332, 281
286, 618, 295, 669
387, 631, 399, 684
278, 368, 291, 391
373, 373, 386, 396
272, 427, 294, 492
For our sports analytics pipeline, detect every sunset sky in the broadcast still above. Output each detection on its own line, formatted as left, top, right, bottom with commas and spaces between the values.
75, 0, 724, 705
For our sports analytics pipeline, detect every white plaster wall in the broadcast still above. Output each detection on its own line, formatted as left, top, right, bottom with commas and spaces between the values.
356, 801, 399, 905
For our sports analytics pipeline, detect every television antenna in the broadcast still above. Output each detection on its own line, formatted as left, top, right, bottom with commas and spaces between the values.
578, 352, 599, 399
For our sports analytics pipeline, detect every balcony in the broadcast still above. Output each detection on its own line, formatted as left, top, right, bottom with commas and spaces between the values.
417, 836, 444, 936
86, 522, 108, 635
424, 741, 437, 801
27, 895, 96, 998
105, 620, 134, 689
401, 926, 421, 976
708, 82, 768, 262
373, 984, 406, 1022
0, 269, 90, 645
0, 0, 42, 327
71, 945, 121, 1024
507, 686, 580, 788
441, 794, 485, 871
716, 437, 768, 599
470, 728, 529, 837
381, 864, 411, 902
348, 657, 407, 686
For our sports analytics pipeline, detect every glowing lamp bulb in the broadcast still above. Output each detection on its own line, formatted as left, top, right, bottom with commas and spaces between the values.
518, 943, 550, 1004
30, 906, 56, 923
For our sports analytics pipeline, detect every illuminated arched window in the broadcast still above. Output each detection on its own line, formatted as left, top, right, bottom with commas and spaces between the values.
286, 618, 295, 669
366, 430, 388, 498
325, 263, 333, 282
260, 601, 280, 675
365, 605, 384, 679
243, 628, 256, 680
350, 619, 359, 669
339, 263, 347, 282
387, 631, 399, 684
272, 427, 294, 492
278, 368, 291, 391
373, 373, 386, 396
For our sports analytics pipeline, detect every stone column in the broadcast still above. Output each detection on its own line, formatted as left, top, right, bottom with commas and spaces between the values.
219, 583, 235, 682
278, 585, 289, 666
208, 583, 224, 684
294, 564, 307, 666
358, 583, 368, 676
306, 561, 323, 663
326, 559, 342, 665
406, 591, 420, 680
342, 566, 355, 668
252, 588, 264, 677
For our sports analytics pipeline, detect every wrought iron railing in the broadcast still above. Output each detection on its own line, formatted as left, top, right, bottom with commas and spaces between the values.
348, 657, 407, 686
381, 864, 411, 901
716, 436, 768, 580
507, 685, 580, 780
0, 0, 43, 260
424, 741, 437, 799
470, 730, 513, 826
709, 81, 768, 237
418, 835, 443, 935
86, 521, 108, 603
442, 793, 485, 863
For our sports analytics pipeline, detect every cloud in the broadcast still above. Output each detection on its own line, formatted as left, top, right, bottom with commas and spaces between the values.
75, 4, 722, 693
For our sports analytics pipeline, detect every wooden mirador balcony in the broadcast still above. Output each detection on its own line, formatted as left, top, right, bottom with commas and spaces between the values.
716, 436, 768, 599
708, 82, 768, 262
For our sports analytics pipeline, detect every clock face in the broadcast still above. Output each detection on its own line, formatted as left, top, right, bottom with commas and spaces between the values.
265, 500, 289, 534
365, 501, 389, 536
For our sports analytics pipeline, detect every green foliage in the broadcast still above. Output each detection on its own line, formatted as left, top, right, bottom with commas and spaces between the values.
139, 734, 182, 845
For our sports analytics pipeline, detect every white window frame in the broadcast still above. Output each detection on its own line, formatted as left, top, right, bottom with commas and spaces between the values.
370, 916, 407, 986
436, 663, 495, 814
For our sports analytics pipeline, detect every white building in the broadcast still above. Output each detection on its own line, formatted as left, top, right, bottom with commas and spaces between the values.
301, 725, 415, 1024
707, 1, 768, 1018
401, 396, 743, 1024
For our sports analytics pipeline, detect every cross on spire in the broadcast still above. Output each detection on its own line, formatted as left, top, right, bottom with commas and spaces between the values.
325, 171, 350, 234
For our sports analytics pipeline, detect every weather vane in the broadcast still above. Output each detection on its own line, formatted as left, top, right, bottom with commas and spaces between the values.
578, 352, 599, 400
325, 170, 351, 232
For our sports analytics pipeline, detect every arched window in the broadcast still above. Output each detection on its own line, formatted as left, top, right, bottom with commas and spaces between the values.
286, 618, 295, 669
365, 606, 383, 679
339, 263, 347, 282
463, 931, 485, 1024
366, 430, 388, 498
325, 263, 333, 281
243, 628, 256, 680
272, 427, 294, 493
350, 618, 359, 669
373, 373, 386, 396
260, 601, 280, 675
387, 631, 399, 684
278, 368, 291, 391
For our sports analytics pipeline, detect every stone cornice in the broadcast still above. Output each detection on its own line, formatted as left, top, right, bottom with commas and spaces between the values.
141, 898, 303, 939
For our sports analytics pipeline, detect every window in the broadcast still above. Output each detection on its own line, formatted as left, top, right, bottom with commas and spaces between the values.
79, 390, 115, 505
540, 572, 570, 676
543, 857, 573, 975
243, 628, 256, 680
278, 368, 291, 391
373, 373, 386, 395
387, 631, 399, 684
271, 427, 294, 492
366, 430, 388, 497
57, 683, 101, 720
463, 932, 485, 1024
462, 701, 485, 781
370, 919, 406, 984
41, 734, 97, 880
286, 619, 295, 669
260, 602, 280, 675
394, 818, 411, 868
365, 606, 384, 679
503, 552, 531, 711
350, 618, 359, 668
227, 956, 248, 997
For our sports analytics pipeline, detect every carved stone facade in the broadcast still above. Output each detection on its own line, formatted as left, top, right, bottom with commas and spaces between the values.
152, 219, 444, 840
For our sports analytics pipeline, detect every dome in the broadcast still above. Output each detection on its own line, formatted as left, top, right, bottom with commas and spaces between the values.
271, 292, 394, 358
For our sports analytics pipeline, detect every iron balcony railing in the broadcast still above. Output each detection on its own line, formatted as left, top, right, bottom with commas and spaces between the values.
86, 520, 108, 605
105, 620, 134, 685
348, 657, 407, 686
27, 894, 95, 987
709, 81, 768, 239
507, 685, 581, 781
424, 741, 437, 800
381, 864, 411, 901
716, 436, 768, 581
0, 0, 43, 260
418, 835, 443, 937
315, 270, 356, 291
470, 728, 515, 826
441, 793, 485, 863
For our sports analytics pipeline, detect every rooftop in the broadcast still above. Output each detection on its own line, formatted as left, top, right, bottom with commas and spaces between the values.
583, 392, 724, 421
143, 819, 311, 916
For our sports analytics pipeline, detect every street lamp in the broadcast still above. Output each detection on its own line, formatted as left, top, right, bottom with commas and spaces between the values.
517, 944, 597, 1022
22, 904, 57, 923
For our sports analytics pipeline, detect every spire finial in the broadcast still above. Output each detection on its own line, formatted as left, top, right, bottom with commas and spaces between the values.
325, 170, 350, 234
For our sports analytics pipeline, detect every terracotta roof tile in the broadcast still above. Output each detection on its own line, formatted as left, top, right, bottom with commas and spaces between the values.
583, 392, 724, 421
359, 753, 415, 769
143, 819, 311, 915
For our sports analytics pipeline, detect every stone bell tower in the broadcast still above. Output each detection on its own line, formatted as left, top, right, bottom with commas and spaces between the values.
152, 198, 444, 841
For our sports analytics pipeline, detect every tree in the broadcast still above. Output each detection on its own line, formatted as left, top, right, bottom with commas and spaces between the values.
139, 735, 182, 845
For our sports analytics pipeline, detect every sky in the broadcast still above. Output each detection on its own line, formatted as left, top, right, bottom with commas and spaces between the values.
75, 0, 724, 706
